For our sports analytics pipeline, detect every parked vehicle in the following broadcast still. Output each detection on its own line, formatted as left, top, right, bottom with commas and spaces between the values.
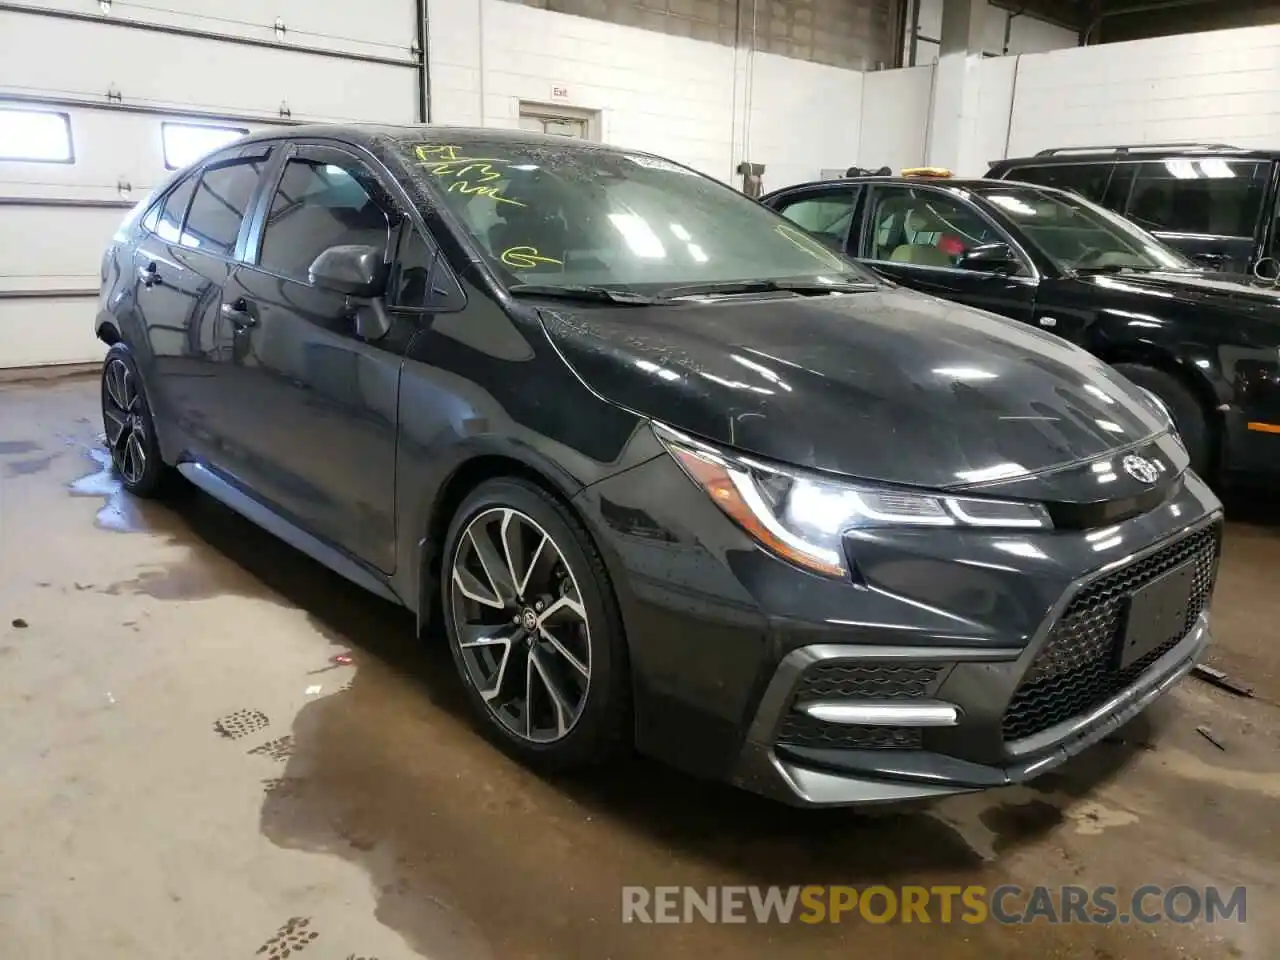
98, 126, 1221, 806
985, 143, 1280, 277
762, 174, 1280, 480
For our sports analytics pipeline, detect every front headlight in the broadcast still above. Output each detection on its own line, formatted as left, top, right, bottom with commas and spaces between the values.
655, 424, 1052, 578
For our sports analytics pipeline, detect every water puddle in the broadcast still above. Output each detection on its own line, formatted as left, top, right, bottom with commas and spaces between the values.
68, 446, 160, 534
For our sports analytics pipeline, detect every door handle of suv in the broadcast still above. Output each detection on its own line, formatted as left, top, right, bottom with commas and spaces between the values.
220, 299, 257, 328
138, 262, 160, 287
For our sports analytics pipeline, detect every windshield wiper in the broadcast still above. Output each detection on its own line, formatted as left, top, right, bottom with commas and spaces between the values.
657, 277, 879, 298
507, 283, 668, 306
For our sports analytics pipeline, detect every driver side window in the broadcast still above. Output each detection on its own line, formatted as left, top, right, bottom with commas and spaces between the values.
258, 157, 391, 282
865, 186, 1009, 271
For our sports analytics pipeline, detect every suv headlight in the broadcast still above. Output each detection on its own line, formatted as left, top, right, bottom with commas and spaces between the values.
655, 424, 1052, 578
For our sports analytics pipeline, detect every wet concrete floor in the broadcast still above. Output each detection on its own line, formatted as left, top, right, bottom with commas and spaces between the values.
1, 375, 1277, 959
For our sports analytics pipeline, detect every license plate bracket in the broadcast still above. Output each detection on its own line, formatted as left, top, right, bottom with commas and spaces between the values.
1118, 560, 1195, 671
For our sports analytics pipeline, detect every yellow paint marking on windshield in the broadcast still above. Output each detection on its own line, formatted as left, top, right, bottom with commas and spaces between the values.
448, 179, 525, 207
774, 224, 847, 271
412, 144, 525, 207
501, 246, 563, 269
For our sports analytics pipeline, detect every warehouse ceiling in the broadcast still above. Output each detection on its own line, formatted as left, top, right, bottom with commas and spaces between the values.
990, 0, 1280, 44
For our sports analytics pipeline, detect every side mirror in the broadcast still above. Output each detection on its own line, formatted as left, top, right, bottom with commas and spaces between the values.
957, 241, 1021, 275
308, 244, 388, 298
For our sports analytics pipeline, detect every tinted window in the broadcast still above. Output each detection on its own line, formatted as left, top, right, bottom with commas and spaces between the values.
1126, 159, 1267, 238
978, 184, 1191, 272
775, 191, 856, 249
1001, 162, 1113, 204
183, 160, 264, 255
866, 186, 1003, 268
152, 175, 197, 244
389, 225, 435, 307
401, 140, 876, 288
258, 158, 391, 282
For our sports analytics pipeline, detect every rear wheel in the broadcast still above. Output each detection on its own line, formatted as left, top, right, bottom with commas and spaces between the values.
1114, 363, 1212, 476
441, 477, 630, 770
100, 345, 173, 497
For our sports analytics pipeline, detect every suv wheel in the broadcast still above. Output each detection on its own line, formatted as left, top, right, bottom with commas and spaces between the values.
101, 345, 173, 497
440, 477, 630, 770
1114, 363, 1211, 477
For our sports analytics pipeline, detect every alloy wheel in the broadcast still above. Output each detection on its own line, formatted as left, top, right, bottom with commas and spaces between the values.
102, 358, 148, 486
450, 507, 592, 743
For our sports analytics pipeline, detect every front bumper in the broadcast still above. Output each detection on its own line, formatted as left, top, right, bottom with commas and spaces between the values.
732, 612, 1209, 806
575, 446, 1223, 805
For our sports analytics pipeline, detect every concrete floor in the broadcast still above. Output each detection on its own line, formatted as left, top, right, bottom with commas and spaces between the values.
1, 375, 1277, 960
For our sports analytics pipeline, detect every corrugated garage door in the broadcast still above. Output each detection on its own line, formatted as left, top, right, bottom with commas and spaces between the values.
0, 0, 424, 368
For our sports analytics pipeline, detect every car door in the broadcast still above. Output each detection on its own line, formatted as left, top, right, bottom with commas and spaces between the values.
855, 183, 1038, 323
769, 186, 860, 254
213, 141, 428, 574
132, 145, 274, 458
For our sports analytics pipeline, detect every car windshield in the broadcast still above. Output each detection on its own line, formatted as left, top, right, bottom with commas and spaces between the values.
397, 138, 878, 292
976, 184, 1195, 273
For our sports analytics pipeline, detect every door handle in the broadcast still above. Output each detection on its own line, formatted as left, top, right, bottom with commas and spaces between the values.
137, 262, 160, 287
220, 299, 257, 328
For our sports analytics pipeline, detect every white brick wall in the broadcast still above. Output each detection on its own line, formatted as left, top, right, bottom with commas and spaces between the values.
747, 53, 862, 190
1005, 24, 1280, 156
426, 0, 862, 186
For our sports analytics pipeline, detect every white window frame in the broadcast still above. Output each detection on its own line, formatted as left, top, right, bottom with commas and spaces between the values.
0, 107, 74, 164
161, 121, 249, 171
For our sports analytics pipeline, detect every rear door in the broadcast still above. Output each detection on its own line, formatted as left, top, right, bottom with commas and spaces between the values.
855, 183, 1038, 323
214, 141, 425, 573
1121, 158, 1267, 273
131, 144, 272, 458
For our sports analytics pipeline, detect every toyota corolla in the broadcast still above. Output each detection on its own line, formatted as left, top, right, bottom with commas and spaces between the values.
95, 125, 1222, 805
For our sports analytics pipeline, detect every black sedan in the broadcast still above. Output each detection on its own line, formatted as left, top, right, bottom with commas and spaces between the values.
96, 126, 1221, 806
762, 175, 1280, 480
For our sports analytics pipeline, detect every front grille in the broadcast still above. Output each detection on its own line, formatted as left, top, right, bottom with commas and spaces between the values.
776, 716, 923, 750
1002, 524, 1220, 743
775, 662, 944, 750
791, 662, 945, 701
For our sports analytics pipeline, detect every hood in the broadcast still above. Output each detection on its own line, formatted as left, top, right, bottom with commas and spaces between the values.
1083, 270, 1280, 314
539, 288, 1169, 489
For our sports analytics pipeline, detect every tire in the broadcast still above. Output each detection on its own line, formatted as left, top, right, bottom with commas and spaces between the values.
100, 345, 175, 498
1113, 363, 1212, 476
440, 477, 630, 770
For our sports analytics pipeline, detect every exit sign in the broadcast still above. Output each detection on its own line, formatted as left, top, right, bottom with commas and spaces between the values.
551, 84, 569, 100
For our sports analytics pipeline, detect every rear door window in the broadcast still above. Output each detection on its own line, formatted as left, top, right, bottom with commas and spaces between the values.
182, 159, 267, 255
773, 189, 858, 251
1125, 159, 1268, 238
1000, 162, 1114, 204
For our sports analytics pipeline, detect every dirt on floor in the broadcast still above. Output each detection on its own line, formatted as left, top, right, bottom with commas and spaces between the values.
0, 376, 1276, 960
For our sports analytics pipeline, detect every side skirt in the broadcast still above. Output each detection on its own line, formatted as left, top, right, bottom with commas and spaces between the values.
176, 461, 404, 607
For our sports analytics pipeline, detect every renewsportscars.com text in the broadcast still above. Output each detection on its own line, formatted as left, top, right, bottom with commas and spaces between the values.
621, 884, 1247, 925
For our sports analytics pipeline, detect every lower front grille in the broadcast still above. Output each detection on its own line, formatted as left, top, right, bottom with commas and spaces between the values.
1002, 523, 1220, 743
791, 662, 946, 700
776, 715, 923, 750
776, 661, 944, 751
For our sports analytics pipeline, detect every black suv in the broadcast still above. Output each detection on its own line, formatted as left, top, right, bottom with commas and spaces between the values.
986, 143, 1280, 277
761, 174, 1280, 481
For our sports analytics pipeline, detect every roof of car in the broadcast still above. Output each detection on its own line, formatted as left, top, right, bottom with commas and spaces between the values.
993, 144, 1280, 165
237, 122, 633, 154
766, 175, 1068, 196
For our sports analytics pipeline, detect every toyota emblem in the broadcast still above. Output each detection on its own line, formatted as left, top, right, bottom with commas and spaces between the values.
1121, 454, 1160, 484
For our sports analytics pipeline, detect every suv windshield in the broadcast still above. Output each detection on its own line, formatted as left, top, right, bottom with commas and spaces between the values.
977, 184, 1194, 274
397, 139, 878, 291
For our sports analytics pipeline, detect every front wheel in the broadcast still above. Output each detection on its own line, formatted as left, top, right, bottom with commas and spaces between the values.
440, 477, 630, 771
1114, 363, 1212, 477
